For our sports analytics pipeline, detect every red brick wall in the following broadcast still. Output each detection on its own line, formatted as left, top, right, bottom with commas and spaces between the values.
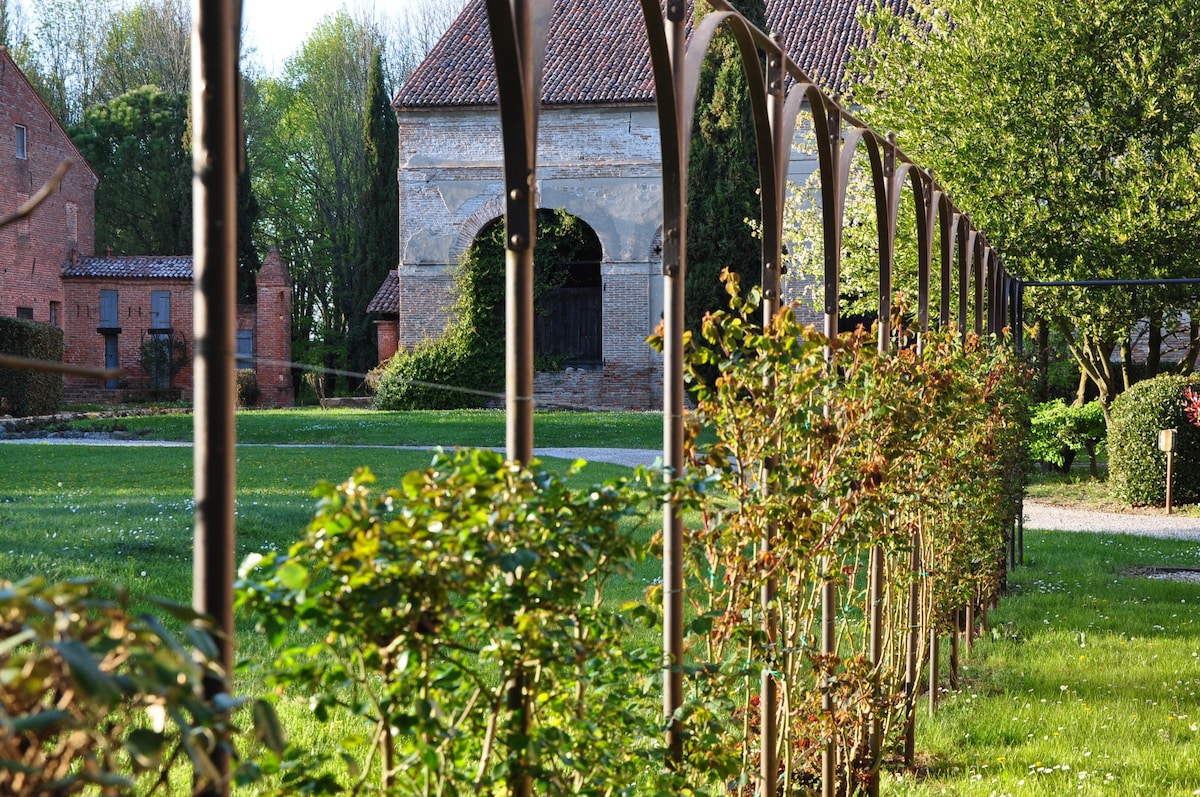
61, 277, 194, 398
254, 252, 293, 407
0, 48, 98, 326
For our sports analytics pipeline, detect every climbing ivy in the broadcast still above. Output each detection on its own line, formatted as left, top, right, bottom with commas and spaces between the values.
373, 208, 600, 410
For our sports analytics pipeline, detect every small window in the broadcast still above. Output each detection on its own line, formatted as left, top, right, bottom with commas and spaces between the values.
100, 289, 119, 328
16, 307, 33, 320
236, 330, 254, 369
151, 290, 171, 330
50, 301, 61, 327
15, 125, 26, 160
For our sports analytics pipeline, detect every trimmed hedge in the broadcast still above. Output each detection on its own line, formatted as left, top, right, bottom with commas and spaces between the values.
0, 317, 63, 417
1108, 374, 1200, 506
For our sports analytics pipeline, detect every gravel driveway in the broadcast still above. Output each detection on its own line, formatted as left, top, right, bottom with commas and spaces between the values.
1022, 500, 1200, 538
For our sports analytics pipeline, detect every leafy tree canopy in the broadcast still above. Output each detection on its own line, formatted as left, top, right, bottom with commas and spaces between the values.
70, 85, 191, 256
850, 0, 1200, 407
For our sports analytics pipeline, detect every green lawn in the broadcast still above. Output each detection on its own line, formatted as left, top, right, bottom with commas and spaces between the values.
59, 407, 664, 448
884, 528, 1200, 795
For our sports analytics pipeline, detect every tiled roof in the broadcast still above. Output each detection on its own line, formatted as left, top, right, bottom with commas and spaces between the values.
63, 255, 193, 279
366, 269, 399, 314
395, 0, 908, 109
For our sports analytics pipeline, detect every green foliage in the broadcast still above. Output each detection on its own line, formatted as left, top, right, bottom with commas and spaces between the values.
1108, 374, 1200, 505
372, 209, 601, 409
0, 316, 63, 417
1028, 399, 1106, 473
70, 85, 191, 255
371, 326, 498, 410
0, 577, 247, 794
652, 271, 1029, 792
236, 369, 260, 407
237, 452, 673, 795
685, 0, 767, 336
853, 0, 1200, 404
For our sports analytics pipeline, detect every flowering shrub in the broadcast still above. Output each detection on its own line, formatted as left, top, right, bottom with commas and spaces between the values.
652, 271, 1029, 793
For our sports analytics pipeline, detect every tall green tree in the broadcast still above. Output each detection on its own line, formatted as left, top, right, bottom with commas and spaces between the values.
685, 0, 768, 335
851, 0, 1200, 412
94, 0, 190, 100
347, 45, 400, 380
249, 11, 377, 391
70, 85, 191, 255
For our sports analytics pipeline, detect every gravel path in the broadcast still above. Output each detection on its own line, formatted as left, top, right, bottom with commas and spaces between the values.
1022, 499, 1200, 538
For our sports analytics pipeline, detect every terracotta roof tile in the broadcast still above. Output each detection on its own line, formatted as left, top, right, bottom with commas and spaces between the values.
63, 255, 193, 279
395, 0, 908, 109
367, 269, 400, 314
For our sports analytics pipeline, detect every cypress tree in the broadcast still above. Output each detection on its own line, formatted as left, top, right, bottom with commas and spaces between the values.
685, 0, 768, 335
349, 45, 400, 381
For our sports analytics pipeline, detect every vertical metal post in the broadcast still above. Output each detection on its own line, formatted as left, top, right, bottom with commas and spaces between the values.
903, 530, 921, 765
485, 2, 551, 793
820, 103, 842, 797
759, 35, 785, 797
191, 0, 240, 792
660, 0, 688, 767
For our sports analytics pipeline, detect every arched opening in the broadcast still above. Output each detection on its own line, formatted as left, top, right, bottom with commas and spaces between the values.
468, 208, 603, 370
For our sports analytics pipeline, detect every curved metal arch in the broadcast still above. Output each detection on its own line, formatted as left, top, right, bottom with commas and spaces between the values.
889, 161, 932, 338
959, 223, 979, 341
888, 153, 931, 343
956, 216, 974, 340
972, 230, 988, 337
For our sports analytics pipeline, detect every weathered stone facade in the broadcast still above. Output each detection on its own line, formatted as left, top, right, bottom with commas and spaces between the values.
395, 104, 669, 409
374, 0, 881, 409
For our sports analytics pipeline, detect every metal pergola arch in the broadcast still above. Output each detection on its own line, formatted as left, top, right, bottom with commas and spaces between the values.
187, 1, 1015, 794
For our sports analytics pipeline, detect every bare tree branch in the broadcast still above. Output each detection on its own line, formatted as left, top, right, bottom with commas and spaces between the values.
0, 160, 73, 228
0, 353, 120, 383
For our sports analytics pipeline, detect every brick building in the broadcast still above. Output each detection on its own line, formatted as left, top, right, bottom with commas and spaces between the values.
0, 45, 98, 328
59, 249, 293, 406
370, 0, 901, 410
0, 45, 293, 408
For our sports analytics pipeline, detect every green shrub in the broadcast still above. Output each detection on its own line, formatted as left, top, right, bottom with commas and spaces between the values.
236, 369, 260, 407
371, 328, 500, 409
1108, 374, 1200, 506
1029, 399, 1106, 475
0, 316, 63, 417
237, 453, 671, 794
0, 577, 252, 794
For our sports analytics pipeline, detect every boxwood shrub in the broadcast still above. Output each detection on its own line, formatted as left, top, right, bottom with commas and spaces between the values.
1108, 374, 1200, 506
0, 316, 63, 417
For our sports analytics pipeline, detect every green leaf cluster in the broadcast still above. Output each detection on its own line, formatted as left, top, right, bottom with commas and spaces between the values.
851, 0, 1200, 404
1028, 398, 1106, 472
0, 577, 245, 794
236, 452, 674, 794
